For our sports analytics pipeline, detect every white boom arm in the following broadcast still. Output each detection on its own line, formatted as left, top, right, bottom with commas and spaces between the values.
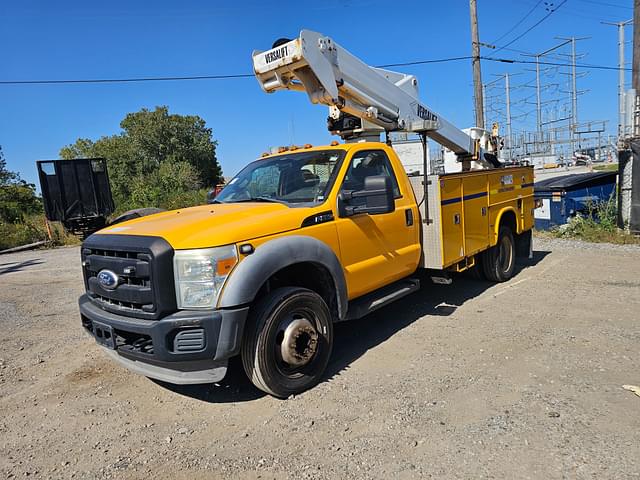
252, 30, 484, 157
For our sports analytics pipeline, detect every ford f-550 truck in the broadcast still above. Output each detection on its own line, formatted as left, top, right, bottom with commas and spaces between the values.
78, 31, 534, 398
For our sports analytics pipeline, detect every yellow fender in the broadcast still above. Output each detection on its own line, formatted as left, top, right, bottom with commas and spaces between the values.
492, 206, 520, 246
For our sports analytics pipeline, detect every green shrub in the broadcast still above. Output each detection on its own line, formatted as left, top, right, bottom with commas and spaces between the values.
60, 106, 222, 212
118, 161, 205, 213
552, 195, 639, 244
0, 215, 79, 251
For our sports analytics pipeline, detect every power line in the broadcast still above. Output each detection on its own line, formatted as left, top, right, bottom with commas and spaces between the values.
0, 56, 474, 85
377, 56, 473, 68
0, 55, 630, 86
490, 0, 544, 45
483, 56, 634, 72
0, 73, 255, 85
492, 0, 569, 55
577, 0, 632, 9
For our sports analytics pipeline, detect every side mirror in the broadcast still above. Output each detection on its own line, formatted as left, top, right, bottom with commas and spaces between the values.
339, 175, 395, 217
207, 185, 224, 204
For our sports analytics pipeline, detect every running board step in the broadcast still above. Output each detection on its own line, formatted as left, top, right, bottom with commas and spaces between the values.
344, 278, 420, 321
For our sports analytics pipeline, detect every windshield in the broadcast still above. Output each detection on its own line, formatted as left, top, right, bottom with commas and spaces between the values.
216, 150, 346, 206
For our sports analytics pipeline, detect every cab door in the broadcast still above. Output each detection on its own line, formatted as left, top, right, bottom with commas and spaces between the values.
334, 148, 421, 299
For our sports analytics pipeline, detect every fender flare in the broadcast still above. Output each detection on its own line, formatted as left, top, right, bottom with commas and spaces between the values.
218, 235, 348, 320
493, 207, 519, 242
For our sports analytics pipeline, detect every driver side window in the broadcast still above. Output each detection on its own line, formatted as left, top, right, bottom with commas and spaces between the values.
340, 150, 401, 198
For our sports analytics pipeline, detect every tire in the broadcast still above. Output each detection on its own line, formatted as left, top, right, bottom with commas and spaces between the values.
482, 225, 516, 282
110, 208, 165, 225
241, 287, 333, 398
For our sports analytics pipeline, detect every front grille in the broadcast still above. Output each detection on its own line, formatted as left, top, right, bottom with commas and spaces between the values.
81, 234, 176, 320
83, 248, 154, 312
92, 292, 148, 311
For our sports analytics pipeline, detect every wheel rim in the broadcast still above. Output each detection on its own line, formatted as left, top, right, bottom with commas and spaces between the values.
498, 235, 514, 274
274, 310, 320, 376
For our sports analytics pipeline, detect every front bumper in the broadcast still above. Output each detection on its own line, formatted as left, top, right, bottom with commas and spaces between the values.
79, 294, 249, 385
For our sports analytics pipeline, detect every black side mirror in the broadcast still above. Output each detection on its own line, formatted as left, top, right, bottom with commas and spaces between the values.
339, 175, 395, 217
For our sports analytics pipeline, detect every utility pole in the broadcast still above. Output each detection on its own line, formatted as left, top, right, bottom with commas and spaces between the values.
571, 38, 579, 138
490, 72, 519, 159
565, 38, 579, 158
470, 0, 484, 129
557, 37, 589, 158
634, 0, 640, 136
603, 20, 633, 140
524, 40, 571, 155
631, 0, 640, 232
505, 73, 512, 160
535, 56, 542, 140
620, 23, 627, 139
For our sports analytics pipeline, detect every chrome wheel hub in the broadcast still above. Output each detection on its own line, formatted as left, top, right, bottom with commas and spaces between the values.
280, 317, 319, 367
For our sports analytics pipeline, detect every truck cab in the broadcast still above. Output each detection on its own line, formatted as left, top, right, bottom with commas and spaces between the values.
79, 142, 533, 398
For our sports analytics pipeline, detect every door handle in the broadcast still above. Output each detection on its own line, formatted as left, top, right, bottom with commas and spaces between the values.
405, 208, 414, 226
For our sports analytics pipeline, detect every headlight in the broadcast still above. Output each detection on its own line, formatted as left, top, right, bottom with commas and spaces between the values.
173, 245, 238, 309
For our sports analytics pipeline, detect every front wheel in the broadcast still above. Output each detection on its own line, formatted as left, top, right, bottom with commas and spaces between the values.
482, 225, 516, 282
241, 287, 333, 398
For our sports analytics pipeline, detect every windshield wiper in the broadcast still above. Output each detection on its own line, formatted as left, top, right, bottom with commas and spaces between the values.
230, 197, 289, 205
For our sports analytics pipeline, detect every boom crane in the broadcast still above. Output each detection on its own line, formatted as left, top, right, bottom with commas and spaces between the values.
252, 30, 499, 167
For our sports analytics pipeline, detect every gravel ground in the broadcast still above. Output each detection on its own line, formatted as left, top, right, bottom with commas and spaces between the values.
1, 239, 639, 479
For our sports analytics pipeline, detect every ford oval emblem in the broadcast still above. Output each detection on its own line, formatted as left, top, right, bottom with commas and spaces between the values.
97, 269, 119, 290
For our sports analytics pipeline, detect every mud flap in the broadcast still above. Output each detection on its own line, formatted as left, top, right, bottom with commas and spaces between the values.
515, 230, 533, 260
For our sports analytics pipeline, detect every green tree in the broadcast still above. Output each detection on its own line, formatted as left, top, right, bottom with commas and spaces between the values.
0, 146, 41, 223
60, 106, 222, 211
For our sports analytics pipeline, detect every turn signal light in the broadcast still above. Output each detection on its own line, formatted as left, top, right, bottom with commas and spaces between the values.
216, 257, 237, 276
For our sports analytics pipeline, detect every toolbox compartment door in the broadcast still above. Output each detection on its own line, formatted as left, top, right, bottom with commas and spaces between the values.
461, 174, 489, 256
440, 178, 464, 266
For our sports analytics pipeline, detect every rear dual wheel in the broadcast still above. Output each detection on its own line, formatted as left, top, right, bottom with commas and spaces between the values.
241, 287, 333, 398
482, 225, 516, 282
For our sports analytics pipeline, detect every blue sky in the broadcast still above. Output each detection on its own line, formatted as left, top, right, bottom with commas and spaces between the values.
0, 0, 634, 187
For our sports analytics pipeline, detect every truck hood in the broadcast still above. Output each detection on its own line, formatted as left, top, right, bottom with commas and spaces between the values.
98, 203, 307, 250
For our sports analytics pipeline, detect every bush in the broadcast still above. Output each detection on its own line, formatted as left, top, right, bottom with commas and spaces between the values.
0, 215, 78, 251
60, 106, 222, 212
120, 161, 205, 213
552, 195, 639, 244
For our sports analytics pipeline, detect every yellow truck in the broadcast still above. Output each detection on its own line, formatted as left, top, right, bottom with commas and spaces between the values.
78, 31, 534, 398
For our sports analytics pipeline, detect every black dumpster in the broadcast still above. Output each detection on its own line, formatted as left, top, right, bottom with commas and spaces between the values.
37, 158, 115, 238
534, 171, 617, 230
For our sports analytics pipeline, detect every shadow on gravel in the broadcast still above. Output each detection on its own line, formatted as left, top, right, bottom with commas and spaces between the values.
158, 250, 551, 403
0, 258, 44, 275
152, 356, 266, 403
325, 249, 551, 382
